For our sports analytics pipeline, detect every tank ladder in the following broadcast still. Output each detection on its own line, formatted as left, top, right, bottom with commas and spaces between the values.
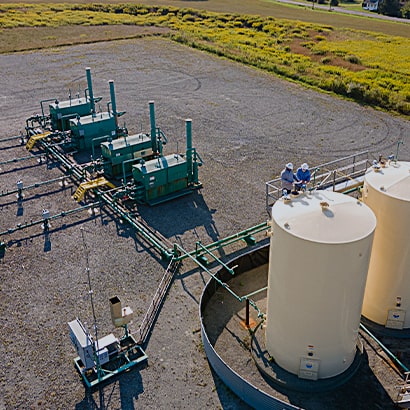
73, 177, 115, 202
26, 131, 51, 151
136, 258, 181, 346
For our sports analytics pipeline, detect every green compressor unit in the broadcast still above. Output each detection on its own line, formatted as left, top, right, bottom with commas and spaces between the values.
48, 67, 101, 132
70, 112, 117, 151
69, 80, 124, 150
101, 133, 153, 178
132, 154, 188, 205
100, 101, 167, 179
131, 119, 202, 205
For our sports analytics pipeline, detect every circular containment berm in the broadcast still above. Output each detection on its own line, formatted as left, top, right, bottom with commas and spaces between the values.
266, 190, 376, 380
361, 161, 410, 332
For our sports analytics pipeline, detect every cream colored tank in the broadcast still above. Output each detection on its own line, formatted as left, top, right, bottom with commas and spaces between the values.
362, 161, 410, 329
266, 191, 376, 380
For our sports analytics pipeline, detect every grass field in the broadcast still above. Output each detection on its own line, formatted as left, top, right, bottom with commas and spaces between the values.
124, 0, 410, 36
0, 1, 409, 115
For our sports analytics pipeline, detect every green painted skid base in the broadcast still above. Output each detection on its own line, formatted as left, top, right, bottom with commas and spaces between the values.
145, 183, 203, 206
73, 336, 148, 389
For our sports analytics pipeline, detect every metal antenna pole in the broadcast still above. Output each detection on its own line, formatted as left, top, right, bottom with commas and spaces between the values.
80, 227, 102, 384
81, 227, 106, 408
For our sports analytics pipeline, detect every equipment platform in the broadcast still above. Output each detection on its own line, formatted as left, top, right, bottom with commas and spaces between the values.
73, 334, 148, 389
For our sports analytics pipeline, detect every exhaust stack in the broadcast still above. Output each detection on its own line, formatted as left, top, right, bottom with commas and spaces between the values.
86, 67, 95, 115
109, 80, 118, 127
149, 101, 157, 153
186, 119, 193, 183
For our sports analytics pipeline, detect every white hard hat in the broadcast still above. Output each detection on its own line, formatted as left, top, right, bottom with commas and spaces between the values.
302, 163, 309, 171
286, 162, 293, 170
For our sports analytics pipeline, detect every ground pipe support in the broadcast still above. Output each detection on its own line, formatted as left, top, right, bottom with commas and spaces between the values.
42, 209, 50, 232
16, 180, 23, 201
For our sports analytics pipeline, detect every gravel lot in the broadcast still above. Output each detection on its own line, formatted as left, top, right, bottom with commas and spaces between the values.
0, 37, 409, 409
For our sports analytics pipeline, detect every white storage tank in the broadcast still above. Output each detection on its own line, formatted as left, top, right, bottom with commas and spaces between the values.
361, 161, 410, 330
266, 191, 376, 380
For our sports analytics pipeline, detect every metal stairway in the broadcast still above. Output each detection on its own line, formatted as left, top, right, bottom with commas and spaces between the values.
73, 177, 116, 202
26, 131, 51, 151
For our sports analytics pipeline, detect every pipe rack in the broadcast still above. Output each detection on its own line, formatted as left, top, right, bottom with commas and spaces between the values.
0, 175, 69, 198
0, 201, 100, 236
2, 131, 267, 262
0, 153, 44, 166
98, 191, 174, 260
0, 134, 25, 143
174, 221, 268, 263
174, 243, 264, 318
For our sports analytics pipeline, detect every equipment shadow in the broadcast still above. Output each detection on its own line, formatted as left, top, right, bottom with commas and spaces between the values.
137, 190, 219, 243
75, 365, 146, 410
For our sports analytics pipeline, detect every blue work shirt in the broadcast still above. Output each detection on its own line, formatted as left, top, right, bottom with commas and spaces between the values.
296, 168, 311, 183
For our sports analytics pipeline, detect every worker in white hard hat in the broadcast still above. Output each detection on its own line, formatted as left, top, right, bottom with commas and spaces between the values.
281, 162, 298, 195
295, 163, 311, 191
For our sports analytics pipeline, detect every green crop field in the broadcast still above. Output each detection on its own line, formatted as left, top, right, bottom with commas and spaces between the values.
0, 1, 409, 115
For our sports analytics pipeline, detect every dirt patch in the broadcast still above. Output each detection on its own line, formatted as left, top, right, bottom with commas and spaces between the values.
288, 29, 366, 71
0, 25, 170, 54
290, 40, 366, 71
